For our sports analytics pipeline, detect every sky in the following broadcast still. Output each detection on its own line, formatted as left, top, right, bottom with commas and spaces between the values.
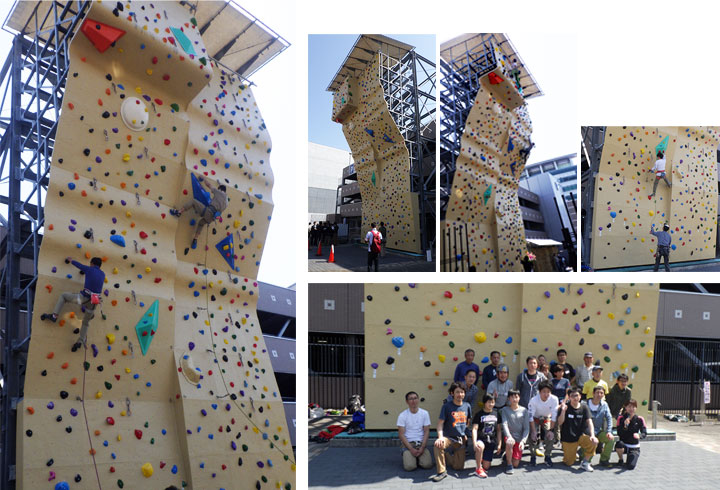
308, 34, 436, 152
308, 32, 578, 167
0, 0, 296, 288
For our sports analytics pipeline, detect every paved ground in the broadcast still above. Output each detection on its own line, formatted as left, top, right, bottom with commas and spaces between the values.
656, 417, 720, 453
594, 257, 720, 272
308, 243, 435, 272
308, 440, 717, 489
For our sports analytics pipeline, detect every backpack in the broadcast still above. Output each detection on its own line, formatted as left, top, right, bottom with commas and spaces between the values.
370, 230, 382, 253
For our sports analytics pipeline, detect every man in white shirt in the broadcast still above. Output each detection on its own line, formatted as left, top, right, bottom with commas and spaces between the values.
365, 223, 382, 272
528, 381, 559, 466
650, 151, 672, 198
397, 391, 433, 471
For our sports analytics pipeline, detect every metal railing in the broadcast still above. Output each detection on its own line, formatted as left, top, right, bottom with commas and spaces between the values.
651, 337, 720, 418
309, 336, 364, 410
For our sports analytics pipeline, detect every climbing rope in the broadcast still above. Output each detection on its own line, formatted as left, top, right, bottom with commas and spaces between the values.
80, 341, 103, 490
197, 226, 296, 466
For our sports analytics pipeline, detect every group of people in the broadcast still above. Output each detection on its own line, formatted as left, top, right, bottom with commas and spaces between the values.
309, 221, 338, 247
397, 348, 647, 482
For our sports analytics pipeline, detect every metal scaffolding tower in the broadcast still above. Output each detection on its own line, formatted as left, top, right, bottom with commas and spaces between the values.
439, 33, 542, 220
0, 2, 91, 487
377, 48, 436, 253
580, 126, 606, 268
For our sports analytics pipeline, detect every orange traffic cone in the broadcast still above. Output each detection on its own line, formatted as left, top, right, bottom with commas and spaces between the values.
328, 245, 335, 263
316, 241, 322, 256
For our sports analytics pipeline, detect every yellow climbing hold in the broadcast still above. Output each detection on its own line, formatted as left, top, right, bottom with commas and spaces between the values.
438, 355, 446, 363
645, 327, 651, 334
141, 462, 154, 477
608, 313, 615, 320
234, 220, 241, 228
646, 350, 654, 358
649, 211, 654, 216
122, 153, 131, 162
95, 391, 102, 399
474, 332, 487, 343
145, 267, 151, 273
112, 267, 119, 274
106, 333, 115, 345
620, 363, 628, 369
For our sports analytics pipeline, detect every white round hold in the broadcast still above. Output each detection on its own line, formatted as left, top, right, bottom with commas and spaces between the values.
120, 96, 149, 131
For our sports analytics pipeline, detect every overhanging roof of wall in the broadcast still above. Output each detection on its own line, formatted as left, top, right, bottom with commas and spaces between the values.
326, 34, 415, 93
440, 33, 543, 100
3, 0, 289, 79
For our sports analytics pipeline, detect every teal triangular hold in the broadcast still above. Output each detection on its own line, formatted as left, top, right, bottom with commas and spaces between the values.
170, 27, 196, 56
215, 234, 235, 270
135, 300, 159, 356
483, 185, 493, 205
655, 135, 669, 154
371, 171, 376, 187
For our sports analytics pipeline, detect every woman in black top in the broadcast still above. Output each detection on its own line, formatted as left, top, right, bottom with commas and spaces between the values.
615, 399, 647, 469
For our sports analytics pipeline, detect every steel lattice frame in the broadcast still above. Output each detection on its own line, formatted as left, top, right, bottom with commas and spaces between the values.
439, 39, 498, 220
377, 49, 436, 253
0, 2, 91, 487
579, 126, 605, 267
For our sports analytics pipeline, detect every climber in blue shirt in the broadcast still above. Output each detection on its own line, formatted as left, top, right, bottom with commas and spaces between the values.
41, 256, 105, 351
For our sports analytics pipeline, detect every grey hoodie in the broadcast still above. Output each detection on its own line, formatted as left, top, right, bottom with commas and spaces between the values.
516, 369, 547, 408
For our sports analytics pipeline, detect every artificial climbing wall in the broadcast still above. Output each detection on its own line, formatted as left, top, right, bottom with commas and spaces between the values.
442, 68, 533, 272
17, 2, 294, 489
364, 283, 659, 430
331, 55, 421, 253
590, 126, 719, 269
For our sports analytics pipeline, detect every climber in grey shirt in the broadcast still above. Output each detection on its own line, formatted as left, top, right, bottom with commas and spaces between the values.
650, 223, 671, 272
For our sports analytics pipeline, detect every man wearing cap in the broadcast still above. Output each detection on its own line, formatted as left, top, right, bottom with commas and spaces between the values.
576, 352, 595, 391
486, 364, 513, 411
582, 366, 609, 401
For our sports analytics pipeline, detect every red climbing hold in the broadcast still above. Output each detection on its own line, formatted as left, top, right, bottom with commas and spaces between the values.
139, 231, 148, 239
106, 417, 115, 425
444, 291, 453, 298
80, 18, 126, 54
135, 429, 143, 440
472, 304, 479, 313
488, 72, 504, 85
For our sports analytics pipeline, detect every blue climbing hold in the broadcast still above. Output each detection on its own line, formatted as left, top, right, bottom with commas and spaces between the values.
215, 234, 235, 269
110, 235, 126, 247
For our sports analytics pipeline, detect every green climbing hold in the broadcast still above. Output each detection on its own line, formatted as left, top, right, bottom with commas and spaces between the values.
449, 341, 455, 348
371, 171, 376, 187
640, 342, 646, 347
603, 356, 611, 363
484, 298, 489, 303
170, 103, 180, 112
655, 135, 669, 154
625, 329, 630, 335
134, 300, 159, 356
487, 312, 493, 318
634, 322, 639, 328
641, 399, 648, 406
631, 366, 639, 372
483, 185, 492, 205
170, 27, 196, 55
105, 382, 112, 390
117, 480, 124, 488
588, 327, 595, 334
190, 17, 197, 26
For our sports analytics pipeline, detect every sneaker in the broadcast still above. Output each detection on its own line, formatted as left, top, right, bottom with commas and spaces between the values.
191, 239, 197, 249
535, 448, 545, 457
71, 341, 82, 352
430, 472, 447, 482
505, 464, 514, 475
41, 313, 57, 323
617, 456, 624, 465
581, 461, 594, 472
474, 467, 487, 478
599, 460, 610, 467
530, 454, 536, 466
169, 209, 181, 217
545, 456, 553, 467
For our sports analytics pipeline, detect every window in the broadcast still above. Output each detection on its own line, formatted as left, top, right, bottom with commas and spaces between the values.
272, 350, 278, 358
674, 309, 682, 319
703, 312, 710, 321
324, 299, 335, 310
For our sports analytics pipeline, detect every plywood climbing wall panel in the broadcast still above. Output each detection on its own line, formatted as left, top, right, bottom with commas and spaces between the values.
332, 56, 421, 253
443, 84, 532, 271
18, 2, 294, 489
364, 283, 659, 430
590, 126, 719, 269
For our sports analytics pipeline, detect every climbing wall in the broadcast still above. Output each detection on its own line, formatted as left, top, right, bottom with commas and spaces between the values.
331, 55, 421, 253
17, 2, 294, 489
590, 126, 719, 269
442, 68, 533, 271
364, 283, 659, 430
